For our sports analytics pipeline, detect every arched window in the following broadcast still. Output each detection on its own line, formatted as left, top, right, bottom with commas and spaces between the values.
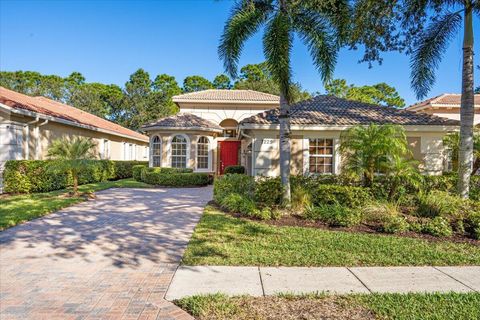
152, 136, 162, 167
171, 135, 188, 168
197, 136, 210, 170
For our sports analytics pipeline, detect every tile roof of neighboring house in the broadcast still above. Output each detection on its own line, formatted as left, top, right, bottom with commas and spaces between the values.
407, 93, 480, 111
172, 89, 280, 103
0, 86, 148, 142
142, 113, 223, 133
241, 95, 459, 126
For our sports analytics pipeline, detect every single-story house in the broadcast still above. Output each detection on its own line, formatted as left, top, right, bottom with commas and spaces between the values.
142, 90, 459, 177
407, 93, 480, 125
0, 86, 149, 188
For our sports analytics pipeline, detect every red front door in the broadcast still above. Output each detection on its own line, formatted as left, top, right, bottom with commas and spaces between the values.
219, 141, 241, 174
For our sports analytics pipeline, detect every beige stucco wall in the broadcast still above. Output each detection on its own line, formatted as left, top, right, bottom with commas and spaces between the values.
2, 112, 148, 161
178, 102, 278, 125
145, 130, 218, 173
421, 108, 480, 125
247, 128, 448, 177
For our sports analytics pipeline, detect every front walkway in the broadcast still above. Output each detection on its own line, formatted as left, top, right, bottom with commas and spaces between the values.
0, 187, 213, 320
166, 266, 480, 300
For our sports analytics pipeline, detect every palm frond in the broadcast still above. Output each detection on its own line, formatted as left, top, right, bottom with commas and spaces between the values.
263, 11, 292, 102
293, 9, 339, 83
218, 0, 271, 77
410, 11, 461, 99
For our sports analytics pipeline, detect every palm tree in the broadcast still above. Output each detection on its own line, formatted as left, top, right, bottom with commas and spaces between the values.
407, 0, 477, 198
47, 137, 97, 195
219, 0, 349, 204
443, 128, 480, 175
339, 124, 410, 187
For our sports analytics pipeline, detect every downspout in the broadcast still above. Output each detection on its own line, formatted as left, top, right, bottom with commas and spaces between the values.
24, 116, 40, 160
35, 120, 49, 160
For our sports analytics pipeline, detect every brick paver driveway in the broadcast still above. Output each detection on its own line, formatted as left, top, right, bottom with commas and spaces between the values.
0, 187, 212, 320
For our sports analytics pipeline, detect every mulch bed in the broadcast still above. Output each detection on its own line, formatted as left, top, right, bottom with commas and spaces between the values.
193, 296, 376, 320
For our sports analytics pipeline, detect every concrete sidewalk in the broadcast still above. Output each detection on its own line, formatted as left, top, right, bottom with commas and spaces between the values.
165, 266, 480, 300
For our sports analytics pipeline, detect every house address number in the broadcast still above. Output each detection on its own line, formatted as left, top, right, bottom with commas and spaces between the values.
262, 138, 274, 145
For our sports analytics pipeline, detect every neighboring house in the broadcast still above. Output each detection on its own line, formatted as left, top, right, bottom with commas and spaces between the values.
142, 89, 459, 176
407, 93, 480, 125
0, 86, 149, 190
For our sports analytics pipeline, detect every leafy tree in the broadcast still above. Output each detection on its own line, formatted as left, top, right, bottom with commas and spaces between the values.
183, 75, 214, 92
219, 0, 348, 204
340, 124, 410, 187
47, 137, 97, 196
325, 78, 405, 107
153, 74, 182, 97
350, 0, 477, 198
234, 63, 311, 102
122, 68, 153, 130
443, 129, 480, 175
213, 74, 232, 89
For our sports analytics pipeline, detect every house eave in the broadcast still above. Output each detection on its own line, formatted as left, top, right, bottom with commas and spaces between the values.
141, 125, 223, 133
0, 103, 149, 143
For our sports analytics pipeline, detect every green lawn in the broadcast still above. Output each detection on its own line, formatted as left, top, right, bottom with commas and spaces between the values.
175, 292, 480, 320
0, 178, 152, 230
182, 206, 480, 266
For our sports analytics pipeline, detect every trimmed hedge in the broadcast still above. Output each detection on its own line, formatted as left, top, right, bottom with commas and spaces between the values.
213, 174, 255, 203
224, 165, 246, 175
3, 160, 148, 194
132, 165, 146, 181
312, 184, 372, 208
141, 171, 210, 187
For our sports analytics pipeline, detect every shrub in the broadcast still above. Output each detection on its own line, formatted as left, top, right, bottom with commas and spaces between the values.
254, 177, 283, 207
465, 211, 480, 239
132, 165, 146, 181
141, 171, 210, 187
312, 184, 371, 208
304, 204, 361, 227
362, 202, 401, 224
213, 174, 255, 203
112, 161, 148, 180
417, 191, 468, 219
423, 217, 453, 237
382, 216, 409, 234
224, 165, 246, 174
251, 207, 273, 220
291, 186, 312, 212
219, 193, 257, 216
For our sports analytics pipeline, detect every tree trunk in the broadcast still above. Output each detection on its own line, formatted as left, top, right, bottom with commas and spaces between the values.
279, 93, 291, 205
457, 4, 475, 198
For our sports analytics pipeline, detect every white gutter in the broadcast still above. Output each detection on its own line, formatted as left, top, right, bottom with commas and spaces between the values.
0, 103, 149, 143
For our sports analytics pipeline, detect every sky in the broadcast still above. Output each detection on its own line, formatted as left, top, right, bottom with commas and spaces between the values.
0, 0, 479, 106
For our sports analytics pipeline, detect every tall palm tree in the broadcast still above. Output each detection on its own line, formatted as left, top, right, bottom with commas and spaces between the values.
408, 0, 478, 198
219, 0, 349, 204
47, 137, 97, 195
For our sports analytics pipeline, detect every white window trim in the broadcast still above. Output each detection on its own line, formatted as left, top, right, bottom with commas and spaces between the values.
150, 135, 162, 167
195, 136, 213, 172
303, 137, 337, 175
168, 134, 190, 168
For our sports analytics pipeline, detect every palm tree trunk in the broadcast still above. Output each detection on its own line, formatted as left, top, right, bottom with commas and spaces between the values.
279, 93, 291, 205
457, 3, 475, 198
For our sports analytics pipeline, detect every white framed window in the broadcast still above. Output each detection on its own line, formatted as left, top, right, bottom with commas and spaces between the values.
152, 136, 162, 167
196, 136, 210, 171
308, 138, 334, 174
171, 135, 188, 168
